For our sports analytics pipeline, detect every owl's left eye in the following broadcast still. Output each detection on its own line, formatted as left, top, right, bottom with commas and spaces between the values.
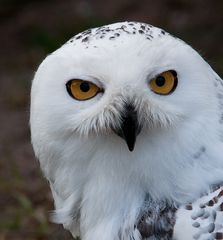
66, 79, 102, 100
149, 70, 178, 95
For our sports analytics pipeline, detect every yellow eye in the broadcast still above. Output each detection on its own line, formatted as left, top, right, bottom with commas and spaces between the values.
149, 70, 178, 95
66, 79, 102, 100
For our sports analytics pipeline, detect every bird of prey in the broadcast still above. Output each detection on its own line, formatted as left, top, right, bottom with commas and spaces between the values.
30, 22, 223, 240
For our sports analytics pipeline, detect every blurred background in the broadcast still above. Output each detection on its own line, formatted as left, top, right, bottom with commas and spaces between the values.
0, 0, 223, 239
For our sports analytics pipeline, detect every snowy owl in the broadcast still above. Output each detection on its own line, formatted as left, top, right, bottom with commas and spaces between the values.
30, 22, 223, 240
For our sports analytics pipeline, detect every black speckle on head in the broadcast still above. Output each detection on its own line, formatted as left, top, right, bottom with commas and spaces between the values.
82, 36, 89, 42
82, 29, 92, 35
75, 35, 82, 40
68, 22, 170, 47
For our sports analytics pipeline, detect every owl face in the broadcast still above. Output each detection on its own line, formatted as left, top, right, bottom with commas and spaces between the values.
31, 22, 216, 153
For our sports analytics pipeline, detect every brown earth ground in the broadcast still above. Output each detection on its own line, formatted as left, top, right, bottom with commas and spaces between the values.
0, 0, 223, 239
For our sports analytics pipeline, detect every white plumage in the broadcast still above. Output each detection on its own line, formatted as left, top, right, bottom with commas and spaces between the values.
30, 22, 223, 240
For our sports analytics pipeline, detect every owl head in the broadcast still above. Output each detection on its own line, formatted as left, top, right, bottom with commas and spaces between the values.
30, 22, 222, 205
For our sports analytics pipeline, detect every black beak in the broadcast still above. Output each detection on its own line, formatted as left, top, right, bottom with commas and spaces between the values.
113, 104, 141, 152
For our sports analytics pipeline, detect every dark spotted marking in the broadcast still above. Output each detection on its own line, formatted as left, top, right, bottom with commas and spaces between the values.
208, 223, 215, 233
218, 202, 223, 211
185, 204, 193, 210
218, 190, 223, 198
136, 198, 177, 240
207, 199, 215, 206
215, 232, 223, 239
212, 210, 217, 221
213, 197, 218, 203
192, 222, 200, 228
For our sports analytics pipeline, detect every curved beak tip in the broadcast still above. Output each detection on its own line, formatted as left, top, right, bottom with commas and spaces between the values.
128, 144, 135, 152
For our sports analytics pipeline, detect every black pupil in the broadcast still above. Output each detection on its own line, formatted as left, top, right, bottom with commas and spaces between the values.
155, 76, 166, 87
80, 82, 90, 92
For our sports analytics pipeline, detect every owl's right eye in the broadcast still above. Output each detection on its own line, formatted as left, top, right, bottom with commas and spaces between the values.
66, 79, 102, 100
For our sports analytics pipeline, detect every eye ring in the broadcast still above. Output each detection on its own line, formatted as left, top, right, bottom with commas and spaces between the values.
149, 70, 178, 95
66, 79, 103, 101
